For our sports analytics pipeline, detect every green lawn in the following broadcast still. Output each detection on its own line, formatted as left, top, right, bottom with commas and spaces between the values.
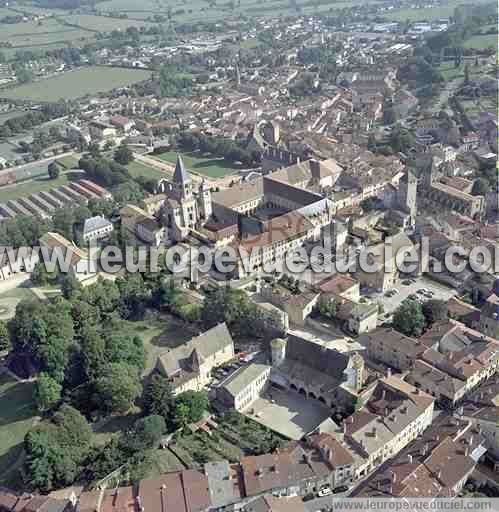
56, 155, 80, 170
127, 160, 169, 181
0, 174, 70, 202
92, 413, 140, 446
463, 33, 498, 50
0, 66, 152, 102
155, 151, 240, 179
0, 17, 93, 49
0, 374, 37, 486
62, 14, 154, 32
385, 6, 456, 21
436, 63, 486, 82
123, 315, 197, 375
147, 448, 187, 477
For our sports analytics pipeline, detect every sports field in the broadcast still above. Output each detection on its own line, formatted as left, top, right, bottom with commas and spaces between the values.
155, 151, 240, 179
0, 66, 152, 102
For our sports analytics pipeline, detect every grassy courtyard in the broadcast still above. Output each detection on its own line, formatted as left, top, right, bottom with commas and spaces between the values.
126, 160, 169, 181
0, 66, 152, 102
155, 151, 240, 179
0, 374, 37, 486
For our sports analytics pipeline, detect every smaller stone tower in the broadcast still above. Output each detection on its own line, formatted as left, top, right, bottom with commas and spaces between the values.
270, 338, 287, 368
198, 179, 212, 221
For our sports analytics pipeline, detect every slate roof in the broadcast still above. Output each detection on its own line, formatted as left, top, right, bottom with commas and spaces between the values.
173, 154, 191, 184
83, 216, 112, 235
157, 323, 233, 381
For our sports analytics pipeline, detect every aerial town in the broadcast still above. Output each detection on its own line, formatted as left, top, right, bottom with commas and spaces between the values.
0, 0, 497, 510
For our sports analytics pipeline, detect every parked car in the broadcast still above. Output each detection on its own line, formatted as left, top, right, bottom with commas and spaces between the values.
332, 485, 349, 494
318, 487, 333, 497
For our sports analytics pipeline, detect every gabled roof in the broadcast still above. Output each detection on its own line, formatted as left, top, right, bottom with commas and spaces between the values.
173, 154, 191, 184
157, 323, 234, 382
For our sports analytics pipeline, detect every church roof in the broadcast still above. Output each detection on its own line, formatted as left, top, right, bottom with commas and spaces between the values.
173, 154, 191, 184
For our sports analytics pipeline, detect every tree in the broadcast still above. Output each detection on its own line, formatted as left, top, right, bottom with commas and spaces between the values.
172, 401, 191, 431
0, 320, 11, 352
472, 178, 489, 196
127, 415, 166, 451
422, 299, 448, 326
200, 287, 265, 338
144, 374, 174, 421
60, 274, 82, 300
318, 300, 336, 320
175, 390, 209, 423
10, 298, 74, 382
31, 261, 58, 286
34, 372, 62, 412
114, 144, 134, 165
464, 63, 470, 84
24, 404, 92, 491
48, 161, 61, 180
392, 298, 425, 337
94, 362, 142, 413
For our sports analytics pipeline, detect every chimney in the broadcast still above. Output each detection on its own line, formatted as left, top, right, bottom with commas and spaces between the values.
343, 422, 348, 434
386, 367, 392, 378
381, 389, 386, 399
391, 471, 397, 483
408, 454, 413, 464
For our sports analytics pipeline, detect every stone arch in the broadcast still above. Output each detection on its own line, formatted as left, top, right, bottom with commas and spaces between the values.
318, 396, 326, 404
299, 387, 307, 396
290, 383, 298, 391
309, 392, 317, 400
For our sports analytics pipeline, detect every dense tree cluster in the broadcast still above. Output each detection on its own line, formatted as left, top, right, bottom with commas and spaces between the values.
200, 286, 272, 339
0, 103, 72, 139
24, 404, 93, 491
392, 298, 450, 337
78, 155, 131, 188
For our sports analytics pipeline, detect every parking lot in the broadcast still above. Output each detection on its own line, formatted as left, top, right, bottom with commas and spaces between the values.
243, 386, 332, 440
366, 276, 457, 319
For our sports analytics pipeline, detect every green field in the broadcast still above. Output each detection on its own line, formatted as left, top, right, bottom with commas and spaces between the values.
97, 0, 375, 22
0, 374, 37, 486
62, 14, 153, 32
0, 66, 152, 102
56, 154, 80, 170
385, 6, 456, 21
463, 33, 497, 50
0, 17, 93, 49
0, 174, 71, 202
436, 62, 488, 82
156, 151, 240, 179
126, 160, 169, 181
